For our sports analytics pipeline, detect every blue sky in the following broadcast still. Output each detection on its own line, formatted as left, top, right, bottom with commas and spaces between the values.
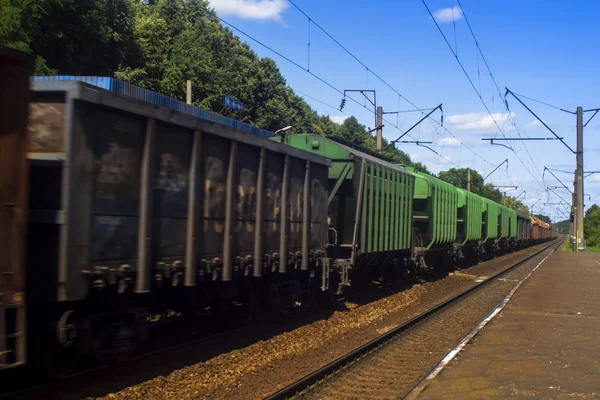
208, 0, 600, 221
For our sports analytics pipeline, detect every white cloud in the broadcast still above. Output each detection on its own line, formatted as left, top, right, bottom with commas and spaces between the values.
446, 112, 515, 134
525, 120, 543, 130
438, 137, 462, 147
330, 115, 348, 124
208, 0, 289, 22
593, 175, 600, 182
432, 5, 464, 23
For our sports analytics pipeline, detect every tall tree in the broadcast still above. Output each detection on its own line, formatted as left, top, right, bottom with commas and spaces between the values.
584, 204, 600, 247
438, 168, 512, 205
0, 0, 417, 167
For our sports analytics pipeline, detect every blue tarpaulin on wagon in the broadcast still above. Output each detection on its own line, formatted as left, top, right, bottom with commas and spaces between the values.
30, 76, 275, 139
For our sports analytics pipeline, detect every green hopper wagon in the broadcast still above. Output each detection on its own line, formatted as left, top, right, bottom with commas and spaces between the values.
278, 134, 415, 290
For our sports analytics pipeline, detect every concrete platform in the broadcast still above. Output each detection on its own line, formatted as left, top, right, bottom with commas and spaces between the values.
419, 251, 600, 399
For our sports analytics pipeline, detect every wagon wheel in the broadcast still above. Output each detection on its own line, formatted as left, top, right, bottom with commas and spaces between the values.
268, 282, 300, 317
56, 310, 78, 348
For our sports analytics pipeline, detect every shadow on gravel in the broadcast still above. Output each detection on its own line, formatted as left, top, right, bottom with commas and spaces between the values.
9, 246, 542, 400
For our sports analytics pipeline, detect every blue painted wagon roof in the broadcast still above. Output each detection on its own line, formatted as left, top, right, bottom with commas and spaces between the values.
30, 76, 274, 139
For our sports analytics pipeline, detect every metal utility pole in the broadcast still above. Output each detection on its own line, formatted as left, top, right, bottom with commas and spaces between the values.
509, 190, 526, 207
483, 159, 508, 182
342, 89, 377, 130
376, 106, 383, 153
467, 169, 471, 191
504, 88, 600, 252
575, 106, 584, 250
385, 104, 443, 151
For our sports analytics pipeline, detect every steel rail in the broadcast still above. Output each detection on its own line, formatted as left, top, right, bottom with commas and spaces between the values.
264, 237, 563, 400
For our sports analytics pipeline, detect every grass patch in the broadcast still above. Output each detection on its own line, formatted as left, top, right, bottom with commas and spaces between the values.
560, 239, 600, 252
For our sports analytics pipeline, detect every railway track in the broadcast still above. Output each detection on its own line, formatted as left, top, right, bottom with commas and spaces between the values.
0, 241, 557, 400
265, 237, 564, 400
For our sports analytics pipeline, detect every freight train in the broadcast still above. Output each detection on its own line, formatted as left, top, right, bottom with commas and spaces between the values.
0, 46, 552, 373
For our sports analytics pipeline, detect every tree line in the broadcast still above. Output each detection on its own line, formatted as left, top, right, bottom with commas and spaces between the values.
1, 0, 418, 164
554, 204, 600, 249
2, 0, 545, 216
436, 168, 539, 216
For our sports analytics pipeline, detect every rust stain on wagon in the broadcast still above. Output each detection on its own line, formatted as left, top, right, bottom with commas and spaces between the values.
27, 103, 65, 152
95, 143, 137, 201
204, 156, 226, 233
266, 172, 282, 233
236, 167, 257, 234
155, 153, 188, 193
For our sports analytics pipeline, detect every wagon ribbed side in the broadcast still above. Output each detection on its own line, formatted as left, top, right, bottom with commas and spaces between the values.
278, 134, 414, 290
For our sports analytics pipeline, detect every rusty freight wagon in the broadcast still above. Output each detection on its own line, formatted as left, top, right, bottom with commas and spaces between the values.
3, 76, 331, 371
0, 46, 34, 368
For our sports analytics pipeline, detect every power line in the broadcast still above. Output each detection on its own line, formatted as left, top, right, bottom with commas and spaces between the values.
217, 16, 467, 166
288, 0, 422, 112
287, 0, 496, 170
509, 91, 574, 114
420, 0, 512, 147
292, 88, 346, 114
450, 0, 547, 191
454, 0, 545, 182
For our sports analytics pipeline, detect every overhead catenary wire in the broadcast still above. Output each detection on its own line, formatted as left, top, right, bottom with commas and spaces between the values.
455, 0, 547, 184
290, 0, 547, 196
444, 0, 547, 191
217, 17, 461, 165
287, 0, 496, 170
459, 9, 545, 190
420, 0, 512, 147
508, 91, 574, 114
291, 88, 346, 114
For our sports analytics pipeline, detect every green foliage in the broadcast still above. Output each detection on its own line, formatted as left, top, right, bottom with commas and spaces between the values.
561, 238, 572, 252
584, 204, 600, 247
438, 168, 500, 204
0, 0, 56, 74
1, 0, 418, 168
0, 0, 138, 75
559, 205, 600, 249
437, 167, 533, 211
553, 219, 570, 234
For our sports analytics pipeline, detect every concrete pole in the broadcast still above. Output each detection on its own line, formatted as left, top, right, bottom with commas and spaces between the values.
575, 106, 585, 251
467, 169, 471, 191
186, 80, 192, 105
376, 106, 383, 153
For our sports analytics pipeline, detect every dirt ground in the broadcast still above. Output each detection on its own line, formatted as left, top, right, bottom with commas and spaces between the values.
419, 251, 600, 399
